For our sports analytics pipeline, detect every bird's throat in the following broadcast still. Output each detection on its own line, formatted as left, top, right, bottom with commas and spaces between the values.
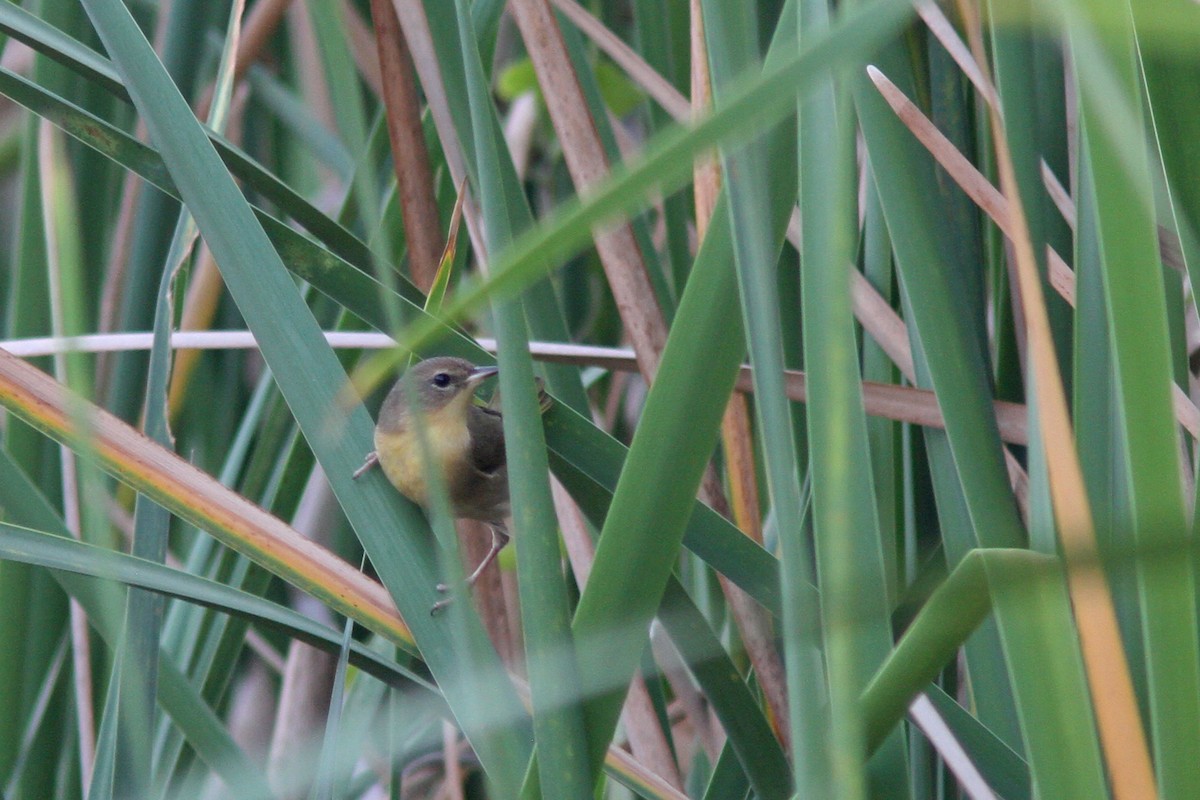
374, 396, 474, 507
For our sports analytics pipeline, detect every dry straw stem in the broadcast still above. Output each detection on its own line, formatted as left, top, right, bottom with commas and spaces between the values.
194, 0, 292, 117
369, 0, 443, 288
908, 694, 997, 799
506, 0, 668, 381
552, 0, 690, 121
230, 0, 294, 88
949, 0, 1156, 791
167, 243, 224, 418
916, 2, 999, 110
734, 370, 1028, 447
4, 329, 1032, 446
389, 1, 491, 265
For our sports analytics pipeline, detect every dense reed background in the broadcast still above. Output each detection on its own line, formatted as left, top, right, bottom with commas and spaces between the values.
1, 0, 1199, 797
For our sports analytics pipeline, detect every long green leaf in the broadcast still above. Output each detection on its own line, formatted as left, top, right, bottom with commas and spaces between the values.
854, 35, 1025, 748
570, 187, 747, 784
1066, 1, 1200, 792
797, 0, 906, 793
0, 523, 436, 694
0, 448, 271, 796
701, 0, 827, 791
450, 2, 590, 795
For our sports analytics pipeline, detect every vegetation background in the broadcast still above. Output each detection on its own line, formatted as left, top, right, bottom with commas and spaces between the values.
0, 0, 1198, 797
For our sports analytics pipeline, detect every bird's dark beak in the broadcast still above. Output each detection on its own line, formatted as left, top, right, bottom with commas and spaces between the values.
466, 366, 499, 388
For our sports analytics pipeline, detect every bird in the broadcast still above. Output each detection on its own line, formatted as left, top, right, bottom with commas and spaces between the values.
354, 357, 510, 613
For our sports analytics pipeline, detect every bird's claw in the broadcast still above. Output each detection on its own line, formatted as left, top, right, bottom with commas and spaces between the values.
352, 451, 378, 479
430, 583, 455, 615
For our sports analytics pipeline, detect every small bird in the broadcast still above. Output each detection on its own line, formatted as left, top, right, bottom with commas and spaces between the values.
354, 357, 509, 612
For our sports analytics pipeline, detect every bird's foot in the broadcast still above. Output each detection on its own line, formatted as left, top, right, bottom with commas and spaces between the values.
430, 583, 454, 615
352, 451, 378, 479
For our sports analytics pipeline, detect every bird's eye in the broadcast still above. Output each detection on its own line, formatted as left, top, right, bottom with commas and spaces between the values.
432, 372, 452, 388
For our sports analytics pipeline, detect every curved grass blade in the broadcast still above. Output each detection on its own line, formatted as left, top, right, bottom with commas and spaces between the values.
860, 549, 1106, 798
0, 522, 436, 694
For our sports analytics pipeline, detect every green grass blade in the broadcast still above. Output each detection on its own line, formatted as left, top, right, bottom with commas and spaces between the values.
702, 0, 830, 789
0, 449, 272, 796
861, 550, 1106, 797
1066, 2, 1200, 791
797, 0, 906, 792
854, 39, 1025, 748
659, 580, 790, 799
570, 188, 747, 783
0, 0, 125, 97
108, 218, 186, 799
0, 523, 434, 693
450, 2, 590, 795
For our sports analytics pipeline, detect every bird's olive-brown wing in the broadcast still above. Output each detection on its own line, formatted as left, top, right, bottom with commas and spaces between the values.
466, 405, 506, 475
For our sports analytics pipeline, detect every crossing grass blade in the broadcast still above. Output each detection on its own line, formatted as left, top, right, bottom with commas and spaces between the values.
448, 1, 590, 795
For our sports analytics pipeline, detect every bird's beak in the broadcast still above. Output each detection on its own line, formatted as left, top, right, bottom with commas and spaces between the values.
467, 365, 499, 388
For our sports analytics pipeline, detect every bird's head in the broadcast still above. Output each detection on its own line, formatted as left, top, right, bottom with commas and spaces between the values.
378, 357, 497, 430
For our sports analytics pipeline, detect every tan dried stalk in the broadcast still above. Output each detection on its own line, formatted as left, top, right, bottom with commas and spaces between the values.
506, 0, 669, 382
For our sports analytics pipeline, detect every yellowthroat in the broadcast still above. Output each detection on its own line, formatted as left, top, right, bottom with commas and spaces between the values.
355, 357, 509, 611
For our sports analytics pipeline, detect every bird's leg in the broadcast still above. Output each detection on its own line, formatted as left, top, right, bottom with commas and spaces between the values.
431, 524, 510, 614
352, 451, 378, 479
465, 524, 510, 587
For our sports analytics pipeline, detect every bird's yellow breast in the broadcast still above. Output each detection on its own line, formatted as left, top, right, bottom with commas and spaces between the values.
374, 394, 474, 507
